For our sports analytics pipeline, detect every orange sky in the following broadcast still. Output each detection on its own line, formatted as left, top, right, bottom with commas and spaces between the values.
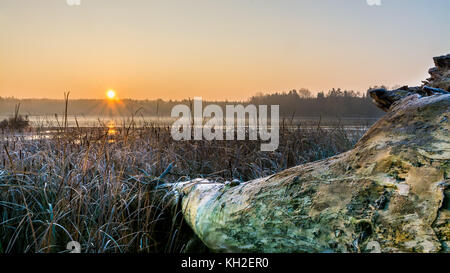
0, 0, 449, 100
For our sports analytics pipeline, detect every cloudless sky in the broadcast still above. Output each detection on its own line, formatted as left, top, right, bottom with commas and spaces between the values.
0, 0, 449, 100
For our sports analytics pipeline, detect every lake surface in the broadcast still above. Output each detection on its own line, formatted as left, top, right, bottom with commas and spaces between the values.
0, 115, 379, 128
1, 115, 371, 144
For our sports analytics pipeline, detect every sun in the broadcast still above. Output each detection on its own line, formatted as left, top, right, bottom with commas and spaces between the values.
106, 90, 116, 100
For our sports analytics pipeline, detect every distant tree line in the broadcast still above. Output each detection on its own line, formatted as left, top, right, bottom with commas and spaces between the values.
249, 88, 384, 117
0, 87, 385, 118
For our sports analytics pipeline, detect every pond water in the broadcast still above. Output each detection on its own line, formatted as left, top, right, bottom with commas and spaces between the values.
0, 115, 378, 128
0, 115, 375, 144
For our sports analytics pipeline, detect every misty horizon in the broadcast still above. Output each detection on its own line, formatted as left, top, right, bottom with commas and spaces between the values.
0, 88, 384, 119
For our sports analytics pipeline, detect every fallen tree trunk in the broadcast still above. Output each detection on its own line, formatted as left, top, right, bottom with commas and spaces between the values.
167, 56, 450, 253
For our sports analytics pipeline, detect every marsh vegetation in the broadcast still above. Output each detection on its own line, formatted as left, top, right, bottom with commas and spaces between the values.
0, 119, 367, 253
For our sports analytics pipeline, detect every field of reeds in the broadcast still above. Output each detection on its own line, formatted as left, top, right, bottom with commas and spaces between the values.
0, 119, 368, 253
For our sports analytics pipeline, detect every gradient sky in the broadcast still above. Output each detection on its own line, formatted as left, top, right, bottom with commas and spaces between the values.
0, 0, 449, 100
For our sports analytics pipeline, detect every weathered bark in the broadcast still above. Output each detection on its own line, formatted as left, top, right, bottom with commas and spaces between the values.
427, 54, 450, 91
167, 56, 450, 253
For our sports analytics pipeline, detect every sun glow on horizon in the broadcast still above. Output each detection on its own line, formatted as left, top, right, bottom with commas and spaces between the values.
107, 90, 117, 100
1, 1, 449, 100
